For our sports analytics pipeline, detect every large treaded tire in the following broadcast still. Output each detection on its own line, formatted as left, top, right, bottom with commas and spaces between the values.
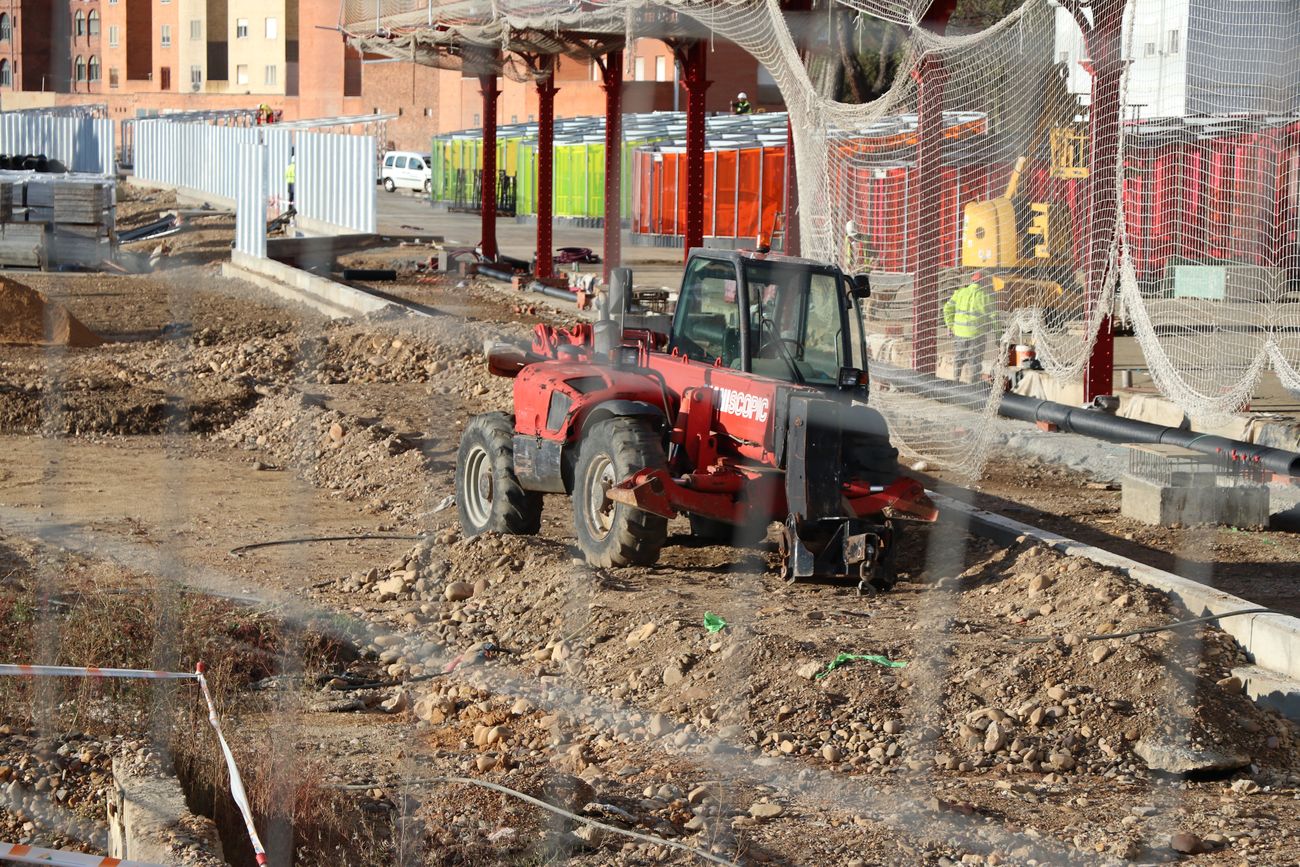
572, 418, 668, 568
456, 412, 542, 537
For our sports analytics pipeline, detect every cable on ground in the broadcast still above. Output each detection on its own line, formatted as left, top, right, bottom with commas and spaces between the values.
341, 776, 740, 866
228, 534, 426, 556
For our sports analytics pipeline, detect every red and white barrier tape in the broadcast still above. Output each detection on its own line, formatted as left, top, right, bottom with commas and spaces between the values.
0, 661, 267, 865
0, 664, 196, 680
0, 840, 162, 866
194, 663, 268, 866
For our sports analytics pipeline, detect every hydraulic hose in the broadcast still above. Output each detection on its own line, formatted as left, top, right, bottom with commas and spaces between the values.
869, 359, 1300, 479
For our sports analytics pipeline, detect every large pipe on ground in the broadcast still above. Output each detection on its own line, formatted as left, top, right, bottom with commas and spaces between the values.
870, 360, 1300, 479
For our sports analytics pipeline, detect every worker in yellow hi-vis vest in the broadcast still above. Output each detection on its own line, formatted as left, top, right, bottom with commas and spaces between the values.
285, 152, 297, 210
943, 271, 998, 382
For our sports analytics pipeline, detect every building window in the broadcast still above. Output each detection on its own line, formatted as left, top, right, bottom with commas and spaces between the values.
0, 60, 9, 88
655, 56, 667, 81
1168, 29, 1180, 54
75, 56, 86, 82
265, 18, 278, 39
160, 66, 171, 90
264, 65, 277, 85
633, 57, 645, 81
109, 67, 119, 88
88, 10, 100, 37
236, 19, 249, 39
108, 26, 120, 48
161, 25, 171, 48
236, 64, 249, 85
191, 65, 202, 88
1144, 41, 1156, 57
0, 14, 10, 42
191, 20, 202, 41
89, 56, 100, 83
75, 10, 85, 37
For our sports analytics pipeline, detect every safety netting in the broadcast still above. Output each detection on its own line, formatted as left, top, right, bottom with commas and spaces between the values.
341, 0, 1300, 476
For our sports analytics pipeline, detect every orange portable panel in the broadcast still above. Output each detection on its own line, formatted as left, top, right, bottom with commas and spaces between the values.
760, 148, 785, 243
738, 148, 762, 238
714, 150, 737, 238
704, 152, 716, 237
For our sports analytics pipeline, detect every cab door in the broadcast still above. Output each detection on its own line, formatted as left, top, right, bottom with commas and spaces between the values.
666, 256, 746, 369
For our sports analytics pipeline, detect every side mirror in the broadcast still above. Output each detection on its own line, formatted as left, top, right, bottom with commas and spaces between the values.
850, 274, 872, 298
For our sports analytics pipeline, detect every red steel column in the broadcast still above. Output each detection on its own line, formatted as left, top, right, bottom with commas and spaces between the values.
479, 74, 500, 262
911, 55, 948, 374
785, 118, 800, 256
535, 62, 558, 280
681, 42, 711, 258
1083, 0, 1124, 402
600, 51, 623, 284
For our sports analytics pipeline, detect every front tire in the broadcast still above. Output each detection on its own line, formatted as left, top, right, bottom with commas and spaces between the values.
383, 177, 396, 193
456, 413, 542, 536
572, 418, 668, 568
423, 179, 432, 194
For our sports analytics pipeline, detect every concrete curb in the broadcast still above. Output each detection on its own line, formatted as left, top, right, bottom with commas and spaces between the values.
223, 250, 405, 320
933, 492, 1300, 714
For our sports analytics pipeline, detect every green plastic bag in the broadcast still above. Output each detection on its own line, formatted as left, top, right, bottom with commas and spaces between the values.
814, 652, 906, 679
703, 612, 727, 634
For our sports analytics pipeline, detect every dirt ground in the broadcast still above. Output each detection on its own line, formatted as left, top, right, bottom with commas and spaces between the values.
0, 264, 1298, 866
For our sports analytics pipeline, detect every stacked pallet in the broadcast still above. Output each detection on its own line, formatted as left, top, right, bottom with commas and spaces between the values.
0, 174, 116, 269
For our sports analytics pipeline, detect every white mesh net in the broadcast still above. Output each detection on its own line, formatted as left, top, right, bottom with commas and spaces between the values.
341, 0, 1300, 475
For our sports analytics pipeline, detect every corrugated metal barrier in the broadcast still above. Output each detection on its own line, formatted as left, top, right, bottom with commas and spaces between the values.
0, 113, 115, 175
135, 121, 374, 254
298, 131, 376, 235
235, 143, 268, 259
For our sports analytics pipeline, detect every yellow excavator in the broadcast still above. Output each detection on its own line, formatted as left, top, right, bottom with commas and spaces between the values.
959, 76, 1088, 330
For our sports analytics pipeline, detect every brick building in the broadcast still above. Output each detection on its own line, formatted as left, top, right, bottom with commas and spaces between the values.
2, 3, 777, 151
0, 0, 56, 94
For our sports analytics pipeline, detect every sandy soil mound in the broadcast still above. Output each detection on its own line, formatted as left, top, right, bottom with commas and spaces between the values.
0, 277, 103, 348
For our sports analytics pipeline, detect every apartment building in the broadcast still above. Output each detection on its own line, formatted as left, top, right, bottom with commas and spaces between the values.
0, 0, 56, 93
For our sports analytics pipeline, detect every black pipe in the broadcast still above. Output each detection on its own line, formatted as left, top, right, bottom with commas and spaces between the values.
870, 360, 1300, 479
528, 281, 579, 303
476, 264, 517, 282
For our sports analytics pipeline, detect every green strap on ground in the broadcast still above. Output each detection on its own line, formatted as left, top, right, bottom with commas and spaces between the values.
703, 612, 727, 634
814, 652, 907, 679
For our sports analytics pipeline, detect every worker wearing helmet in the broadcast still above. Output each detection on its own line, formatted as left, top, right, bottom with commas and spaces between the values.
843, 219, 873, 275
943, 271, 998, 382
285, 151, 297, 210
733, 92, 752, 115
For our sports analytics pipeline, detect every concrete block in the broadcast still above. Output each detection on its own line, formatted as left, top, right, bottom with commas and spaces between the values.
1120, 474, 1268, 528
1233, 665, 1300, 721
108, 757, 225, 865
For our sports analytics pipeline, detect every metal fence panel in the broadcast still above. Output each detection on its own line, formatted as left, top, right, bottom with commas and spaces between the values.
235, 143, 268, 259
0, 114, 114, 174
299, 131, 376, 234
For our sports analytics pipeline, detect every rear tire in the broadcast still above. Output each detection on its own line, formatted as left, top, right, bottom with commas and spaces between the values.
572, 418, 668, 568
456, 413, 542, 537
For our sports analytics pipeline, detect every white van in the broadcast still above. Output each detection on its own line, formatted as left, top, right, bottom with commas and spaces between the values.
380, 151, 432, 193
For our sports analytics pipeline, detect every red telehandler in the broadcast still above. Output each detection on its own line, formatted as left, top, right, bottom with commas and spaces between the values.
455, 249, 937, 590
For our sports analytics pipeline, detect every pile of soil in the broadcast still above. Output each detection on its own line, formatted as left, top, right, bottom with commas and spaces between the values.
0, 278, 103, 348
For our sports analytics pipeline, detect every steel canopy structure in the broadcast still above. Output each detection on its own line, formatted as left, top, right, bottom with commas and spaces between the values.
341, 0, 788, 280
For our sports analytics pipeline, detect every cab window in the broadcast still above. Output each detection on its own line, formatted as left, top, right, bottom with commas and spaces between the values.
669, 258, 741, 367
745, 261, 846, 385
384, 155, 395, 167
